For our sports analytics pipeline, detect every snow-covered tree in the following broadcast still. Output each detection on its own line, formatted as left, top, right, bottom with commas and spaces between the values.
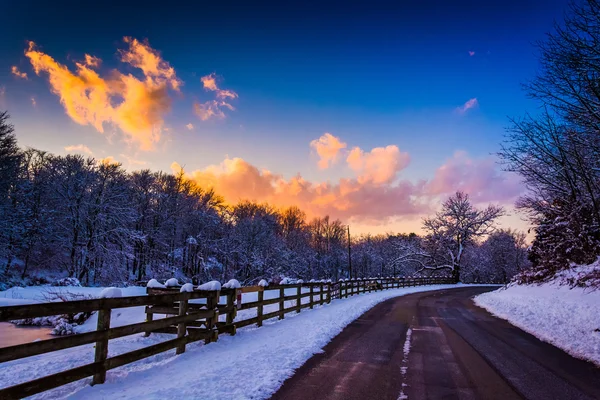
422, 192, 504, 281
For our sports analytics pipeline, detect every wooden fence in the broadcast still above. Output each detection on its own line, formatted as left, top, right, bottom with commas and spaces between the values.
0, 276, 453, 399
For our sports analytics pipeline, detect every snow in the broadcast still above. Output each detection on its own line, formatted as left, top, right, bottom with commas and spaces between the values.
223, 279, 241, 289
165, 278, 179, 288
0, 286, 149, 334
475, 280, 600, 366
99, 287, 122, 298
198, 281, 221, 291
397, 327, 412, 400
258, 279, 269, 287
180, 283, 194, 293
0, 283, 471, 399
146, 279, 166, 289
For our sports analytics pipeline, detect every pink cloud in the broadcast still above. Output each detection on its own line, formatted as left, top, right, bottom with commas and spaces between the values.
468, 51, 475, 56
310, 133, 347, 169
426, 151, 524, 203
456, 98, 478, 114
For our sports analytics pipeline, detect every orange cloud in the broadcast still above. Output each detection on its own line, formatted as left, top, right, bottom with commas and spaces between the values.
11, 66, 28, 79
346, 145, 409, 185
186, 123, 194, 130
310, 133, 347, 169
30, 96, 36, 107
170, 135, 525, 227
25, 38, 180, 150
172, 157, 429, 223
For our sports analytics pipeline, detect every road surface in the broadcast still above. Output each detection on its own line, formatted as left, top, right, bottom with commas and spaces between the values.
271, 286, 600, 400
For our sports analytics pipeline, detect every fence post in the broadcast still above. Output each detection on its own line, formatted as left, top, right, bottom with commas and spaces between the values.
319, 283, 324, 305
257, 289, 264, 327
309, 285, 314, 309
296, 285, 301, 313
176, 293, 189, 354
327, 283, 332, 304
92, 308, 111, 385
144, 308, 153, 337
205, 291, 218, 344
226, 290, 236, 335
278, 287, 285, 319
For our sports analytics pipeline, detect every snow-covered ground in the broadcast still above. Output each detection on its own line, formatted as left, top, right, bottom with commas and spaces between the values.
475, 271, 600, 366
0, 283, 466, 399
0, 284, 318, 334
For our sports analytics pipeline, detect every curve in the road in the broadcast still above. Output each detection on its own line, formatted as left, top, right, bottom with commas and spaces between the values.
271, 287, 600, 400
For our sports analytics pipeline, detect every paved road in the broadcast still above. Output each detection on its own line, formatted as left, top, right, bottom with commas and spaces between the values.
271, 287, 600, 400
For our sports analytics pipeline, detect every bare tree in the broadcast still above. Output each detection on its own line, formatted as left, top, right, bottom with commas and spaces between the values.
422, 192, 504, 281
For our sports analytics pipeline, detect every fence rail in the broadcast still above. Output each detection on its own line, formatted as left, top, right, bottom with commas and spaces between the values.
0, 276, 453, 399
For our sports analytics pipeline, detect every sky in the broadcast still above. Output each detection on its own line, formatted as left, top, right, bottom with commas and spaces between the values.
0, 0, 571, 236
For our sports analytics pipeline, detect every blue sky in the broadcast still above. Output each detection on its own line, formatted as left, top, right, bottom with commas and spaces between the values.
0, 0, 570, 234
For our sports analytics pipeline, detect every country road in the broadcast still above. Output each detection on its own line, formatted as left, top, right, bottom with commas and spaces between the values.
271, 287, 600, 400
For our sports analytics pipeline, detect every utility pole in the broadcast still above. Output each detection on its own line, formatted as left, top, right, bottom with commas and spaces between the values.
347, 225, 352, 279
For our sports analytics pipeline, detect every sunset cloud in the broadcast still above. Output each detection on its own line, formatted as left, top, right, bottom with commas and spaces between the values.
30, 96, 36, 107
201, 73, 238, 100
186, 123, 194, 130
426, 151, 524, 203
310, 133, 347, 169
194, 100, 235, 121
456, 98, 478, 114
170, 135, 524, 226
196, 73, 237, 120
11, 66, 27, 79
172, 157, 429, 223
83, 54, 101, 68
25, 38, 181, 150
468, 51, 475, 56
346, 145, 410, 185
65, 144, 93, 155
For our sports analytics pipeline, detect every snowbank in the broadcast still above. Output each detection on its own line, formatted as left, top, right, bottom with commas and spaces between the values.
1, 284, 466, 400
475, 281, 600, 366
258, 279, 269, 287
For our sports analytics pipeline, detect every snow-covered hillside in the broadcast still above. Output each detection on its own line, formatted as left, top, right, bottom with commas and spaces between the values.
474, 266, 600, 366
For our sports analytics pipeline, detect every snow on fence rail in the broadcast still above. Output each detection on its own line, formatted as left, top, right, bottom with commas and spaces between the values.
0, 276, 453, 399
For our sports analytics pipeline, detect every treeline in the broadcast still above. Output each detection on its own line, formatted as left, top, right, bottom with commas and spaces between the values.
499, 0, 600, 285
0, 112, 528, 287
